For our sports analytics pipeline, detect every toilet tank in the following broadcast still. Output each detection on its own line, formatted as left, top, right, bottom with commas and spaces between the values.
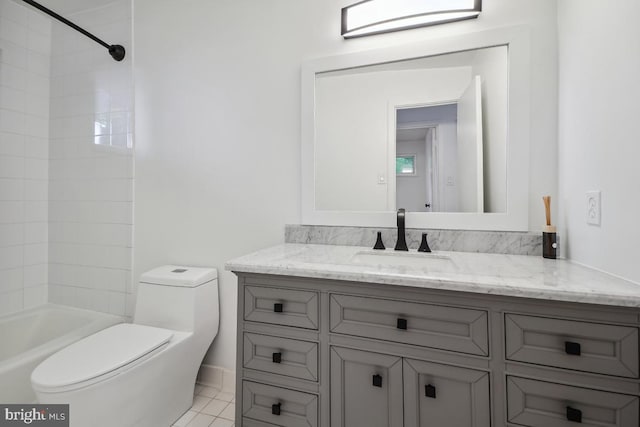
133, 266, 219, 334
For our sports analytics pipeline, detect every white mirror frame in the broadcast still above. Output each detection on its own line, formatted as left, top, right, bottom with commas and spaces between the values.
301, 26, 531, 231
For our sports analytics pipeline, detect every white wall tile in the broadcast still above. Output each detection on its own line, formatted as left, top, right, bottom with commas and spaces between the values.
27, 30, 51, 55
108, 291, 126, 316
89, 289, 110, 312
24, 243, 47, 266
24, 158, 48, 180
0, 245, 23, 270
0, 155, 24, 178
0, 17, 27, 47
0, 39, 27, 68
26, 8, 51, 35
24, 284, 47, 308
0, 289, 23, 316
24, 200, 47, 222
0, 267, 23, 293
0, 1, 29, 26
0, 223, 23, 246
0, 179, 24, 200
0, 201, 24, 223
0, 109, 26, 134
26, 51, 50, 78
25, 114, 49, 138
24, 179, 47, 201
0, 132, 25, 156
25, 136, 48, 159
0, 86, 26, 111
26, 95, 49, 119
24, 263, 47, 287
24, 221, 47, 243
0, 62, 27, 89
49, 243, 130, 269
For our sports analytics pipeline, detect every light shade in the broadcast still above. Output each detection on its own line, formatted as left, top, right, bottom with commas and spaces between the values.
341, 0, 482, 39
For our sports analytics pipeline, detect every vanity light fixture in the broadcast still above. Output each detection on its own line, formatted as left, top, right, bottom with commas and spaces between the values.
341, 0, 482, 39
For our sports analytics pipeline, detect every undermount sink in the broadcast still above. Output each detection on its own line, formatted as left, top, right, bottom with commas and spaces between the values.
349, 250, 453, 269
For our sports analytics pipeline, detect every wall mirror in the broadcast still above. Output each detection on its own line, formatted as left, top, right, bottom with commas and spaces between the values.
301, 27, 531, 230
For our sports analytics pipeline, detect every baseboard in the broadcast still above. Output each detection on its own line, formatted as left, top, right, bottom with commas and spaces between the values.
197, 364, 235, 393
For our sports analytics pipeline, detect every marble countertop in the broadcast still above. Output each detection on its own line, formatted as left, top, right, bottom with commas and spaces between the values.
225, 243, 640, 308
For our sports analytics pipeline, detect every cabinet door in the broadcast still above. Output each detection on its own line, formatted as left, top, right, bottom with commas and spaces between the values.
330, 347, 403, 427
403, 358, 490, 427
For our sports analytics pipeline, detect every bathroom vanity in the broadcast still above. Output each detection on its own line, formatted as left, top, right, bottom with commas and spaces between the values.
227, 244, 640, 427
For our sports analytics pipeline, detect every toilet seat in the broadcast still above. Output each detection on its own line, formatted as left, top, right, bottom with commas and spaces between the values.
32, 323, 173, 393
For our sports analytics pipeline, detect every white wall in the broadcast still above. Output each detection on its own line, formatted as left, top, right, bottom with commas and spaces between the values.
558, 0, 640, 283
47, 0, 133, 315
133, 0, 558, 371
0, 1, 51, 316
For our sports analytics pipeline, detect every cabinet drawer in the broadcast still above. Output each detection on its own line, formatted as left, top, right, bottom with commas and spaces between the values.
403, 359, 490, 427
506, 376, 639, 427
330, 294, 489, 356
242, 380, 318, 427
245, 285, 319, 329
243, 332, 318, 381
505, 313, 639, 378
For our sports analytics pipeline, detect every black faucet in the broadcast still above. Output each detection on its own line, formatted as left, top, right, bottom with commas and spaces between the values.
394, 208, 408, 251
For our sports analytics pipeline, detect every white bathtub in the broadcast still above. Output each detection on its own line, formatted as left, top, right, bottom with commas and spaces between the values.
0, 304, 123, 403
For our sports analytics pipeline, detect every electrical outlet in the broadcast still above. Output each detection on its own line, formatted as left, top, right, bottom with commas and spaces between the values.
586, 191, 601, 226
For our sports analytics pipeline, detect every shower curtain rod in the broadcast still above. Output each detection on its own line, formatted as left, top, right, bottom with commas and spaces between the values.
20, 0, 125, 61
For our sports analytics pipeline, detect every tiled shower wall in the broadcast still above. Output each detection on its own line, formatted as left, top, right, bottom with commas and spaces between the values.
47, 0, 133, 316
0, 1, 51, 316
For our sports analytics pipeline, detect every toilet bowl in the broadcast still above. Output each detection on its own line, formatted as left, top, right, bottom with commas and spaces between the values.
31, 266, 219, 427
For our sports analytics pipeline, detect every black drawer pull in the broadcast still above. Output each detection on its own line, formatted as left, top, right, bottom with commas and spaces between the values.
425, 384, 436, 398
272, 402, 282, 415
273, 303, 283, 313
272, 352, 282, 364
566, 406, 582, 423
397, 318, 408, 330
372, 374, 383, 387
565, 341, 581, 356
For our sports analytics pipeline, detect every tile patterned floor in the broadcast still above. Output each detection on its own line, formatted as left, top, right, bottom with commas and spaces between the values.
172, 384, 235, 427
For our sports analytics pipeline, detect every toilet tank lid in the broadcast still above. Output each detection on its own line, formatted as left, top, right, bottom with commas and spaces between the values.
140, 265, 217, 287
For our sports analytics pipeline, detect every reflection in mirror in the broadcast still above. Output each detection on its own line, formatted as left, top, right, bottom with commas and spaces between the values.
395, 75, 483, 213
315, 45, 507, 214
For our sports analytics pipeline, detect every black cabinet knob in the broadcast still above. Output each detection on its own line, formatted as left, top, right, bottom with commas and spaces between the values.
397, 318, 408, 330
272, 352, 282, 364
372, 374, 383, 387
565, 341, 581, 356
566, 406, 582, 423
273, 303, 283, 313
272, 403, 282, 416
425, 384, 436, 398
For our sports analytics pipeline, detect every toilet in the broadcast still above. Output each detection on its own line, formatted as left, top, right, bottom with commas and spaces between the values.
31, 266, 219, 427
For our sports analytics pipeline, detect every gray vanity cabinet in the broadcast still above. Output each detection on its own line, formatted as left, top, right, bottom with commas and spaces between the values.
403, 359, 490, 427
233, 273, 640, 427
330, 347, 403, 427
